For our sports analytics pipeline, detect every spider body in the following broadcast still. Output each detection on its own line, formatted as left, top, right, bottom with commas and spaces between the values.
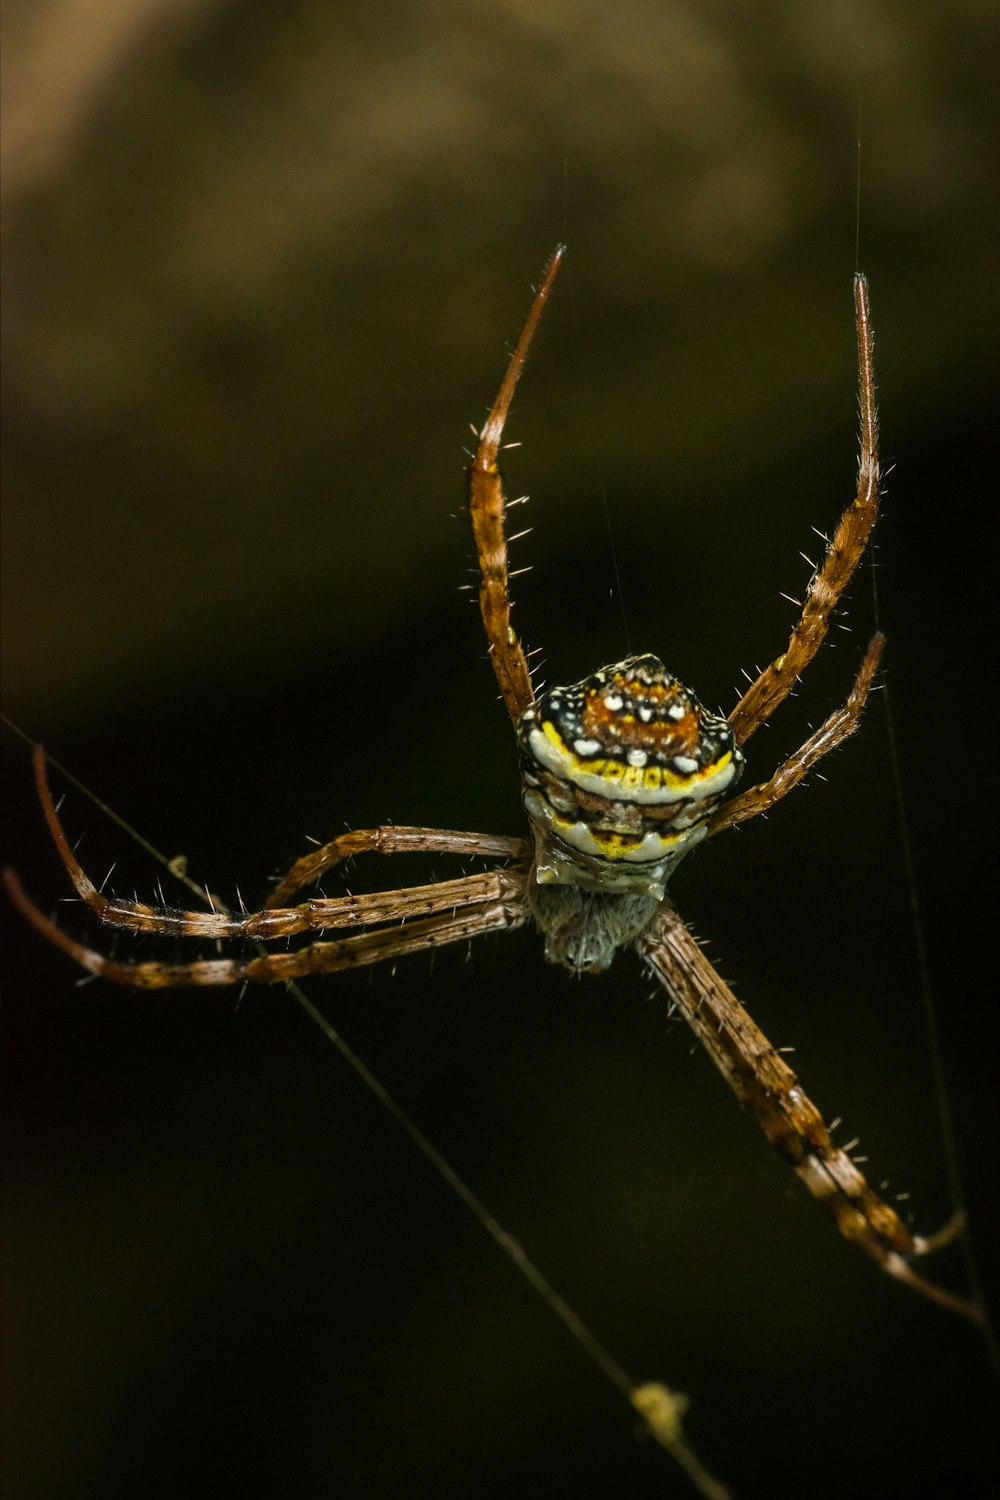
6, 247, 978, 1326
520, 652, 744, 971
520, 653, 744, 903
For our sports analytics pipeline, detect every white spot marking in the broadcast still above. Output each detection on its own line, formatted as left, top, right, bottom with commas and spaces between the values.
673, 756, 698, 774
667, 703, 685, 721
627, 748, 648, 767
573, 738, 601, 756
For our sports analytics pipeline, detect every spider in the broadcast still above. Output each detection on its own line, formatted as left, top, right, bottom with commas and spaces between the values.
5, 247, 978, 1327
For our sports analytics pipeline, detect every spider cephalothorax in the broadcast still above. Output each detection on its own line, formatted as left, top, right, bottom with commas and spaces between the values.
519, 654, 743, 896
518, 653, 744, 971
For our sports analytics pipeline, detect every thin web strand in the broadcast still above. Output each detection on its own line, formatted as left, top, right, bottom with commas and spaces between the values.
863, 601, 999, 1372
851, 94, 996, 1365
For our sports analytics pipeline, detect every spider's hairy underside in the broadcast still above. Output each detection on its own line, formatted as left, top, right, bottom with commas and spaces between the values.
5, 249, 979, 1330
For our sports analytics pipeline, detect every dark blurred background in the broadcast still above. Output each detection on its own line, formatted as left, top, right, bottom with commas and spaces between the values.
2, 3, 997, 1496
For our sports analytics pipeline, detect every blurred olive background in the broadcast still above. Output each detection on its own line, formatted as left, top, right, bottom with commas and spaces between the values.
2, 3, 997, 1497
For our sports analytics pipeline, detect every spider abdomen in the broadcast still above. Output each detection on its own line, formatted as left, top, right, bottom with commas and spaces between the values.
526, 882, 660, 973
519, 654, 742, 901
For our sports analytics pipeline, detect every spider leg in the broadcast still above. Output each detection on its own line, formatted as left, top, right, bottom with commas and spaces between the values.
268, 826, 527, 908
728, 275, 880, 747
637, 905, 981, 1324
8, 746, 528, 944
468, 245, 564, 726
5, 869, 529, 989
708, 632, 884, 837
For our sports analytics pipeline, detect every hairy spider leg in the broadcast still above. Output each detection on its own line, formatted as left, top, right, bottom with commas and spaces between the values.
2, 746, 531, 983
727, 274, 881, 747
267, 826, 527, 908
468, 244, 565, 726
5, 868, 528, 990
638, 906, 981, 1325
708, 630, 884, 836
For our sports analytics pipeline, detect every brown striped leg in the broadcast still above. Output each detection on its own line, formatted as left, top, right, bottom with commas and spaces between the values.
468, 246, 564, 726
708, 633, 884, 838
268, 826, 527, 908
636, 904, 980, 1323
728, 275, 881, 747
4, 869, 529, 990
9, 745, 528, 945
